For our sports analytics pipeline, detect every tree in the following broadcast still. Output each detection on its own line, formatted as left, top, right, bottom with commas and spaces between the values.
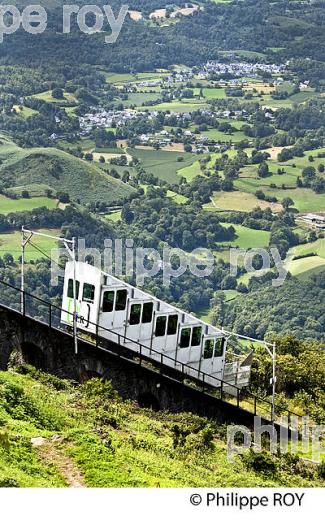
3, 253, 14, 266
302, 166, 316, 180
281, 197, 294, 211
57, 192, 70, 204
52, 88, 64, 99
258, 162, 269, 178
221, 275, 237, 290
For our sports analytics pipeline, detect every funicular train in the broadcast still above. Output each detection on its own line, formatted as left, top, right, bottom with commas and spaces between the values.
61, 261, 252, 391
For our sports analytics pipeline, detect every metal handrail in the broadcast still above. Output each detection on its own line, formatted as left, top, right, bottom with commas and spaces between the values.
0, 278, 304, 423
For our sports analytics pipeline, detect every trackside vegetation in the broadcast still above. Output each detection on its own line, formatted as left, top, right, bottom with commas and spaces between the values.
0, 367, 324, 488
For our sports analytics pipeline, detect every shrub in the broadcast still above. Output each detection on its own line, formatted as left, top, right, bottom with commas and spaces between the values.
0, 477, 20, 488
318, 460, 325, 480
242, 449, 277, 475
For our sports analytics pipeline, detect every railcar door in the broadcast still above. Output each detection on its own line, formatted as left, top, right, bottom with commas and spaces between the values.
138, 300, 155, 352
200, 336, 225, 387
124, 299, 141, 345
149, 311, 179, 361
67, 279, 99, 334
98, 286, 128, 343
177, 325, 203, 376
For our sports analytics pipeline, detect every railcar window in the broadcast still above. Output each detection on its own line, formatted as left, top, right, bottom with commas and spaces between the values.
155, 316, 166, 337
214, 337, 224, 357
167, 314, 178, 335
82, 283, 95, 303
129, 303, 141, 325
115, 289, 127, 311
102, 291, 114, 312
191, 326, 202, 347
180, 328, 191, 349
142, 302, 153, 323
203, 339, 214, 359
67, 279, 80, 299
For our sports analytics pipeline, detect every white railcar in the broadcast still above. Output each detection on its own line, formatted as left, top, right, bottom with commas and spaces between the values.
61, 261, 251, 390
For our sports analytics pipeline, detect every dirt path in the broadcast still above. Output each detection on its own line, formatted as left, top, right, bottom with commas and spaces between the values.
31, 437, 85, 488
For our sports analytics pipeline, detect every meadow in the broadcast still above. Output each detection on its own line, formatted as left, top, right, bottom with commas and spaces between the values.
128, 148, 196, 184
140, 99, 208, 113
220, 224, 271, 249
205, 191, 282, 213
13, 105, 38, 119
31, 90, 77, 105
177, 160, 203, 182
0, 229, 61, 261
0, 194, 57, 215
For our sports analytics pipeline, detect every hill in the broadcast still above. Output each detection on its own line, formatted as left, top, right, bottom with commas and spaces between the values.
0, 366, 322, 488
0, 136, 135, 205
220, 272, 325, 342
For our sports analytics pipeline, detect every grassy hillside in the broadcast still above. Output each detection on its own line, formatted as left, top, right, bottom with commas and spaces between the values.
0, 367, 322, 488
0, 136, 135, 205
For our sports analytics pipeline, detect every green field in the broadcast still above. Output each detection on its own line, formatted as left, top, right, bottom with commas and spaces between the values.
0, 228, 60, 261
177, 160, 203, 182
13, 105, 38, 118
291, 238, 325, 260
261, 187, 325, 213
203, 128, 248, 143
202, 88, 226, 99
220, 224, 271, 248
205, 191, 282, 213
31, 90, 77, 105
106, 210, 122, 222
166, 190, 188, 204
128, 148, 196, 183
117, 92, 161, 107
0, 194, 57, 215
236, 238, 325, 285
285, 255, 325, 279
140, 99, 208, 113
104, 71, 169, 85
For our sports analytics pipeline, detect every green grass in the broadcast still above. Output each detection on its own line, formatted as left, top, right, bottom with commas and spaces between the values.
128, 148, 196, 184
202, 128, 248, 143
0, 144, 135, 206
166, 190, 188, 204
284, 255, 325, 278
262, 187, 325, 213
202, 88, 226, 99
220, 224, 271, 249
13, 105, 38, 118
31, 90, 77, 105
291, 238, 325, 260
0, 229, 60, 261
205, 191, 282, 213
106, 210, 122, 222
140, 99, 208, 113
0, 195, 57, 215
104, 71, 169, 85
117, 92, 161, 108
177, 160, 203, 182
0, 369, 320, 488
